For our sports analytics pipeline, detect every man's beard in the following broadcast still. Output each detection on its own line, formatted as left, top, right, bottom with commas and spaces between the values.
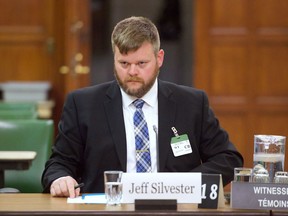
114, 67, 159, 98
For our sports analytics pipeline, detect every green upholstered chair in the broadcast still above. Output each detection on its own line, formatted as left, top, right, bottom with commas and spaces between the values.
0, 119, 54, 192
0, 102, 37, 119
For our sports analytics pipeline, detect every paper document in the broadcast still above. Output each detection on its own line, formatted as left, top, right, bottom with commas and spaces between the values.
67, 193, 106, 204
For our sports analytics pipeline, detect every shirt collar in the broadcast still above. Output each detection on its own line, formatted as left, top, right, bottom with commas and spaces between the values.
120, 79, 158, 108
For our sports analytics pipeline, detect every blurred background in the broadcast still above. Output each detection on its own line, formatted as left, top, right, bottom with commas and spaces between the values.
0, 0, 287, 187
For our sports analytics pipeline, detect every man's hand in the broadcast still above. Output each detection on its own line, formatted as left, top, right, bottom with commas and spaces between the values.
50, 176, 80, 198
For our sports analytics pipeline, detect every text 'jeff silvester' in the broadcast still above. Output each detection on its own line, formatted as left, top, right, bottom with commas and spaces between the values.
128, 182, 196, 194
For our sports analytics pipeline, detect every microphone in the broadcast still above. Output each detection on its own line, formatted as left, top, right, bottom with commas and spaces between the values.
153, 125, 160, 171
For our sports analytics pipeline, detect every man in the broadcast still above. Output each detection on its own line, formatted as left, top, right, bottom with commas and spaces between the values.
42, 16, 243, 198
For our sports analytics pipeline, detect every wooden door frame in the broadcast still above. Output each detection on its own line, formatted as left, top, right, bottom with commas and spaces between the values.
52, 0, 91, 123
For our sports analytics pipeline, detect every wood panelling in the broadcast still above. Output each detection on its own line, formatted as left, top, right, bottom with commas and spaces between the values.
217, 113, 249, 158
211, 45, 248, 95
0, 44, 52, 81
194, 0, 288, 178
254, 0, 288, 27
0, 0, 46, 26
212, 0, 247, 27
0, 0, 91, 128
0, 0, 54, 83
255, 45, 288, 96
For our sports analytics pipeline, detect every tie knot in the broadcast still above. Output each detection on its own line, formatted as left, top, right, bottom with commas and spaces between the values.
133, 99, 145, 109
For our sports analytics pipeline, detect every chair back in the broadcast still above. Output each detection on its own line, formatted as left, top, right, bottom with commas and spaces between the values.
0, 102, 37, 119
0, 119, 54, 192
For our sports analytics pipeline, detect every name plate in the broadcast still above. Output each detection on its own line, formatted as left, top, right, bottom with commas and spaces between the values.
121, 172, 202, 203
231, 182, 288, 210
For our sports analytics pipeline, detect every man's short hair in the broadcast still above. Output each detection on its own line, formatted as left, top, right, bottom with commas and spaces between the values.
111, 16, 160, 55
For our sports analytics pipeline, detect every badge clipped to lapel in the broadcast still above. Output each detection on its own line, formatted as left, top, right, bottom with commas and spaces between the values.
170, 127, 192, 157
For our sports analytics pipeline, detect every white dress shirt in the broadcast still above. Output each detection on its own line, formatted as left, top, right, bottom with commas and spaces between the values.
120, 79, 158, 173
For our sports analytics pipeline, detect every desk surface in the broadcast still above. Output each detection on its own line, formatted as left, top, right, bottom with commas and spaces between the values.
0, 151, 37, 188
0, 151, 36, 160
0, 193, 277, 216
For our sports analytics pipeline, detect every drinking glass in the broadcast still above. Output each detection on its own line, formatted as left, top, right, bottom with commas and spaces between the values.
253, 168, 270, 183
104, 171, 123, 206
274, 171, 288, 184
234, 167, 252, 182
253, 135, 286, 182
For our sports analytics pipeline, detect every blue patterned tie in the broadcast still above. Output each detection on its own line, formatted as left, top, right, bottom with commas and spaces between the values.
133, 99, 152, 172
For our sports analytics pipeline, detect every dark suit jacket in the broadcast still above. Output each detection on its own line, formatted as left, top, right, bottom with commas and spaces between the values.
42, 80, 243, 193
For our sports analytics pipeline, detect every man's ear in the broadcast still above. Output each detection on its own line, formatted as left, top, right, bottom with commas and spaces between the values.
157, 49, 165, 67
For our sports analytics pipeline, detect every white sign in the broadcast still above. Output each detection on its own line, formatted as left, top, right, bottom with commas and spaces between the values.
121, 172, 202, 203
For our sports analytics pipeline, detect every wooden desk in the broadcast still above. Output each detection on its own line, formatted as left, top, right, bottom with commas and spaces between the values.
0, 151, 36, 188
0, 193, 273, 216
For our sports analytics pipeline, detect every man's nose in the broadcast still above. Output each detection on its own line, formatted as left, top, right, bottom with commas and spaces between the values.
128, 64, 138, 75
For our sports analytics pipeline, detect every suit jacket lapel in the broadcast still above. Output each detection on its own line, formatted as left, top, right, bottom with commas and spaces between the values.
102, 80, 176, 172
104, 81, 127, 171
158, 80, 177, 171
